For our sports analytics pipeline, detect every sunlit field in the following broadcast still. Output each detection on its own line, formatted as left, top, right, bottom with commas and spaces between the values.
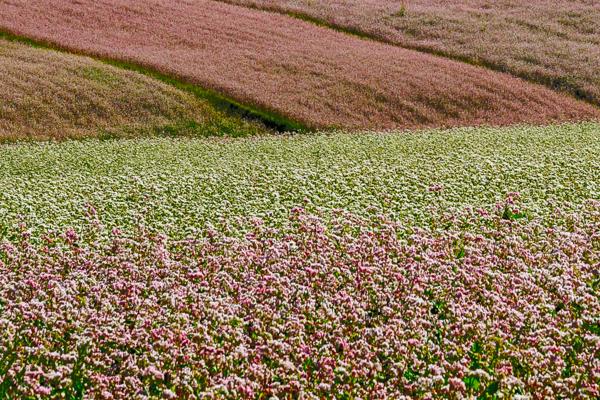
0, 0, 597, 130
0, 0, 598, 398
1, 123, 598, 237
225, 0, 600, 105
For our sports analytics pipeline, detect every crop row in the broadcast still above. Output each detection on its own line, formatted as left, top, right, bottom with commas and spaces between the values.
0, 38, 266, 142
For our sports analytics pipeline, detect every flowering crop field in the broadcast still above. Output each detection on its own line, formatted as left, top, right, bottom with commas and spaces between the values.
223, 0, 600, 107
1, 123, 599, 238
1, 194, 599, 398
1, 0, 599, 398
0, 123, 599, 398
0, 0, 598, 130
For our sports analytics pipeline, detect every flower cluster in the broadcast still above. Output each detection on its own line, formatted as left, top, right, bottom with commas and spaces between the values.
1, 198, 598, 398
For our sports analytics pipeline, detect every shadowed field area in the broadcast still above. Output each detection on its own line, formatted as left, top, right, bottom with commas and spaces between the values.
0, 38, 266, 141
224, 0, 600, 106
0, 0, 597, 130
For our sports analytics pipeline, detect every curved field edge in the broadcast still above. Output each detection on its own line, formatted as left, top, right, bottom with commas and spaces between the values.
0, 30, 306, 134
1, 122, 599, 239
0, 1, 597, 130
218, 0, 600, 107
0, 37, 273, 142
0, 197, 598, 398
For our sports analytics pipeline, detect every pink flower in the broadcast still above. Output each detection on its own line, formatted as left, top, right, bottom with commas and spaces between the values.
449, 377, 466, 392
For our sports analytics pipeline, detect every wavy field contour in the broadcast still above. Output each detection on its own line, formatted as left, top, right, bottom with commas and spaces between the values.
0, 0, 597, 130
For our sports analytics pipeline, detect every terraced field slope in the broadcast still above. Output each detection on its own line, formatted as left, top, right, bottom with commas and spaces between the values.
225, 0, 600, 105
0, 38, 265, 141
0, 0, 597, 130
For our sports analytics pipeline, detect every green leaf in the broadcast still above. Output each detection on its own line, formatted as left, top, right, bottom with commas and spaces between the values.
464, 375, 481, 391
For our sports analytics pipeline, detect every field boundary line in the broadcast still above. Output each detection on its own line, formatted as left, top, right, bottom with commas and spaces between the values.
212, 0, 600, 108
0, 29, 308, 133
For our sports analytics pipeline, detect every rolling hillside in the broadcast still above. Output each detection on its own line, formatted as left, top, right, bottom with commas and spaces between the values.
0, 38, 266, 141
0, 1, 598, 398
0, 0, 597, 130
224, 0, 600, 105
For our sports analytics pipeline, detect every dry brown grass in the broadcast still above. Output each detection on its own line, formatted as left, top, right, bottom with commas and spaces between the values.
0, 0, 597, 130
223, 0, 600, 106
0, 38, 260, 141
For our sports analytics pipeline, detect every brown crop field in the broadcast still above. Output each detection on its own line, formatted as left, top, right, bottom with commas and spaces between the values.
0, 0, 597, 130
0, 38, 266, 141
223, 0, 600, 106
0, 38, 204, 141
